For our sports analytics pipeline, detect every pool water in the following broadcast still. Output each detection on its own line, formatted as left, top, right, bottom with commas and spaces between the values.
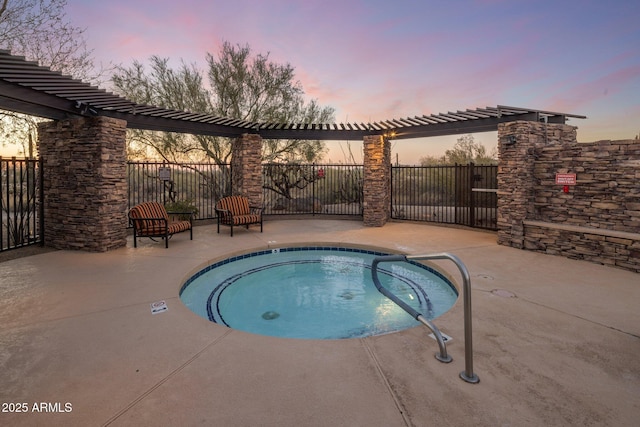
180, 247, 458, 339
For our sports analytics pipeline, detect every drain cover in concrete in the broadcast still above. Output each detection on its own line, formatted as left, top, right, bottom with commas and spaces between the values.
491, 289, 516, 298
428, 332, 452, 342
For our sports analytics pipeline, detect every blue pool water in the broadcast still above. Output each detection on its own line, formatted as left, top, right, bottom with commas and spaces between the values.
180, 247, 458, 339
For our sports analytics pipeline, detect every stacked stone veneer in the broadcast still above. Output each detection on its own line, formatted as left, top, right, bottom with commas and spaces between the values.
38, 117, 128, 251
363, 135, 391, 226
497, 121, 640, 272
231, 133, 263, 208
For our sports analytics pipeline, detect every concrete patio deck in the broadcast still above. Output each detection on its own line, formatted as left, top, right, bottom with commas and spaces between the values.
1, 219, 638, 426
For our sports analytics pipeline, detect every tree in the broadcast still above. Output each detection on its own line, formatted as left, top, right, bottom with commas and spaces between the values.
0, 0, 96, 80
418, 154, 445, 166
420, 134, 497, 166
444, 134, 496, 165
444, 134, 481, 164
112, 42, 335, 163
112, 57, 220, 162
0, 0, 99, 157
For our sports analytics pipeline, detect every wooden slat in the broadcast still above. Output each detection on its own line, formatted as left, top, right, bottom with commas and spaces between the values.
458, 109, 491, 119
0, 50, 586, 140
423, 115, 448, 123
434, 113, 458, 122
402, 116, 425, 126
88, 99, 136, 108
443, 112, 470, 121
390, 118, 408, 127
134, 105, 166, 114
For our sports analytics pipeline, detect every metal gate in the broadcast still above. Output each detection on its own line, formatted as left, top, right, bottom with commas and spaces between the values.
391, 163, 497, 230
0, 157, 43, 251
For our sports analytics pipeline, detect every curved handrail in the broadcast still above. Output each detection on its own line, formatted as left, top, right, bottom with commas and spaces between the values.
371, 255, 452, 363
371, 253, 479, 384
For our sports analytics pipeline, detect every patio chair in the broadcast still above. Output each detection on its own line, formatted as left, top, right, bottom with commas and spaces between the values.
128, 201, 193, 248
215, 195, 263, 237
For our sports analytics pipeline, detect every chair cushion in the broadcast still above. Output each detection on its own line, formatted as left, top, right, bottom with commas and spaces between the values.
229, 214, 261, 226
218, 196, 250, 215
129, 202, 169, 233
168, 221, 192, 234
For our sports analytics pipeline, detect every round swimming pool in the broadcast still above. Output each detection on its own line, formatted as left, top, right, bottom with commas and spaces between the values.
179, 247, 458, 339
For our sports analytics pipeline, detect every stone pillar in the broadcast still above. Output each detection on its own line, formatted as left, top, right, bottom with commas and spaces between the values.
38, 116, 128, 251
497, 121, 577, 248
362, 135, 391, 226
231, 133, 263, 207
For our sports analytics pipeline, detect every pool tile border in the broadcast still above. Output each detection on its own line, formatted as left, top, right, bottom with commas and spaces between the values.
180, 246, 456, 296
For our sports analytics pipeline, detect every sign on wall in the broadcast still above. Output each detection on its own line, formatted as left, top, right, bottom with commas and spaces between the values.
555, 173, 576, 185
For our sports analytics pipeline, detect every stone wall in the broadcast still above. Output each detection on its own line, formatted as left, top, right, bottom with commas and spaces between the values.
38, 117, 128, 251
363, 135, 391, 226
230, 133, 263, 208
497, 121, 640, 272
533, 139, 640, 231
522, 221, 639, 272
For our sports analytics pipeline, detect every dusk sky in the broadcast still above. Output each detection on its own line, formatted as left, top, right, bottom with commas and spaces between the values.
51, 1, 640, 161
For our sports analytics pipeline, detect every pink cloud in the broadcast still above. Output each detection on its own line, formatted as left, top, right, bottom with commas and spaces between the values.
65, 0, 639, 143
545, 65, 640, 113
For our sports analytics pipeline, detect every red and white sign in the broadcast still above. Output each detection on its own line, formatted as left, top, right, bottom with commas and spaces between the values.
555, 173, 576, 185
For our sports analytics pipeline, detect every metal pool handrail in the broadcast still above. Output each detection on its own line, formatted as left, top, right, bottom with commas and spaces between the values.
371, 253, 479, 384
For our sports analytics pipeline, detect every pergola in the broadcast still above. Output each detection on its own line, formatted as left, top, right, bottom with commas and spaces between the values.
0, 49, 590, 252
0, 49, 585, 142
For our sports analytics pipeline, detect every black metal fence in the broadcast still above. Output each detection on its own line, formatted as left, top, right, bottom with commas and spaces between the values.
0, 159, 495, 253
125, 161, 496, 229
262, 163, 363, 216
391, 164, 497, 230
125, 162, 364, 219
0, 157, 42, 251
127, 161, 231, 219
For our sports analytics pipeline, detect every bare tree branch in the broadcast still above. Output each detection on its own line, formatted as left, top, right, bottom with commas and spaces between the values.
113, 41, 335, 165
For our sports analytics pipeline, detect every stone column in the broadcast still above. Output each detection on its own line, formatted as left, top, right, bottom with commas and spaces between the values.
231, 133, 263, 207
38, 116, 128, 251
363, 135, 391, 226
497, 121, 577, 248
